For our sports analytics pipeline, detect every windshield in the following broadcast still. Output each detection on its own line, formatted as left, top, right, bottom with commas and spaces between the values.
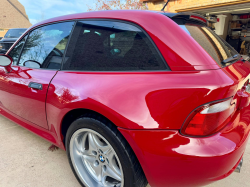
4, 29, 27, 39
172, 19, 239, 67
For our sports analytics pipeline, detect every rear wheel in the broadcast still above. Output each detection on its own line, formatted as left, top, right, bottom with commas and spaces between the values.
65, 114, 148, 187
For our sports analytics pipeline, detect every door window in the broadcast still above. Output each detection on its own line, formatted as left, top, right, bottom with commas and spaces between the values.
18, 21, 75, 69
63, 20, 168, 71
8, 35, 27, 65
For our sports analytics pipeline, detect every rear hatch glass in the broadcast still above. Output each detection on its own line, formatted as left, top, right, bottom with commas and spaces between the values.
171, 18, 240, 67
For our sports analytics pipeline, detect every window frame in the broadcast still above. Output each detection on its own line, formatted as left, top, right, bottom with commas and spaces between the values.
9, 19, 170, 72
9, 20, 77, 71
61, 19, 170, 72
8, 34, 29, 66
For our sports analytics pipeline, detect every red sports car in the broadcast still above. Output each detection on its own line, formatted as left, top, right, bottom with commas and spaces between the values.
0, 10, 249, 187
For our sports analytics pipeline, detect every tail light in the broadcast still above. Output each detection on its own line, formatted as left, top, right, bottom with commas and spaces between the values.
181, 98, 236, 137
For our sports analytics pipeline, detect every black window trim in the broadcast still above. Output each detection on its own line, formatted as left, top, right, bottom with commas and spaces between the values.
6, 32, 30, 66
8, 19, 171, 72
61, 21, 77, 70
16, 33, 29, 66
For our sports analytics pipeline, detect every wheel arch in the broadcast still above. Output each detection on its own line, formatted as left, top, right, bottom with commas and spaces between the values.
60, 107, 131, 145
63, 108, 148, 186
61, 108, 107, 144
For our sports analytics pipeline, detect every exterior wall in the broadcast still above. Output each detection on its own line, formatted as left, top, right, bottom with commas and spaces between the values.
221, 14, 232, 40
145, 0, 250, 12
0, 0, 31, 37
0, 29, 9, 38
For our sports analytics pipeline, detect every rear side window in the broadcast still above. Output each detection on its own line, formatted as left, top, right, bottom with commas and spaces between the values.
176, 21, 238, 67
63, 20, 167, 71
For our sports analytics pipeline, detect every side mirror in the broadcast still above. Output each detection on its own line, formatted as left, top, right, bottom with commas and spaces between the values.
0, 55, 12, 66
0, 55, 13, 72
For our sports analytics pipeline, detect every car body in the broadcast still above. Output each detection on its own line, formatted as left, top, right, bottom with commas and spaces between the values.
0, 28, 27, 54
0, 10, 250, 187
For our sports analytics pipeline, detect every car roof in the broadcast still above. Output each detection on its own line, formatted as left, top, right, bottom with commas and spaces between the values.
32, 10, 160, 26
31, 10, 206, 29
16, 10, 215, 71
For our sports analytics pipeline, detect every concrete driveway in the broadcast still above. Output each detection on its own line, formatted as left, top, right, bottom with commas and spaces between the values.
0, 115, 249, 187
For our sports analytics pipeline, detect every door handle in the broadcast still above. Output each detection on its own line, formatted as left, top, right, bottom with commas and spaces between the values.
28, 82, 43, 90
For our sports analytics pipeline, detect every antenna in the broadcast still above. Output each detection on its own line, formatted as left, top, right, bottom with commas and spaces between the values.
161, 0, 170, 11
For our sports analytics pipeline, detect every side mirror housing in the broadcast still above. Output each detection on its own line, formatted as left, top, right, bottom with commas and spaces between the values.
0, 55, 13, 73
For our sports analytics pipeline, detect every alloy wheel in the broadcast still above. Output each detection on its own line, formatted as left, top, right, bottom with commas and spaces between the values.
70, 128, 124, 187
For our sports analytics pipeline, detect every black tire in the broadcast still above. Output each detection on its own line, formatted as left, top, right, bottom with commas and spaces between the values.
65, 113, 148, 187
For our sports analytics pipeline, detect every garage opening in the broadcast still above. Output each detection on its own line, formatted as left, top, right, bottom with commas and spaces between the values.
189, 3, 250, 57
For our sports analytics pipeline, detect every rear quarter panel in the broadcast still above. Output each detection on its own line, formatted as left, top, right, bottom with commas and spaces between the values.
47, 69, 237, 142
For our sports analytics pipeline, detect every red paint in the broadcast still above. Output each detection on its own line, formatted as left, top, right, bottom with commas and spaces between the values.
0, 100, 64, 149
0, 10, 249, 187
46, 68, 235, 133
119, 105, 250, 187
0, 66, 57, 129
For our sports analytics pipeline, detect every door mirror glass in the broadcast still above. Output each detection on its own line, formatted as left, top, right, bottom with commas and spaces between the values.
23, 60, 41, 68
0, 55, 12, 67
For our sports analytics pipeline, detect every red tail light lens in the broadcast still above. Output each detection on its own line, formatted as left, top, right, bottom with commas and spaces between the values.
181, 98, 236, 137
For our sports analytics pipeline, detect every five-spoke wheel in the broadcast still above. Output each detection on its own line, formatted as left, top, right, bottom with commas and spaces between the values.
66, 116, 148, 187
70, 129, 124, 187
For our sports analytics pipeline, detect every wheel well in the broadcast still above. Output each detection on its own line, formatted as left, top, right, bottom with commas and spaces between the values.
61, 108, 148, 185
61, 109, 114, 145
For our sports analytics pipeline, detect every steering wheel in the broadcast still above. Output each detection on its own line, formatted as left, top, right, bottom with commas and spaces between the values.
52, 48, 64, 57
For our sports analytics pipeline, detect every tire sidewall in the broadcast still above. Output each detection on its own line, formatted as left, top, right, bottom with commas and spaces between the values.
66, 117, 135, 187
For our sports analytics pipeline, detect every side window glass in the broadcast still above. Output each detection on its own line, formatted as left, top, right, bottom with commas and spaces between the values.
18, 21, 75, 69
63, 20, 167, 71
8, 35, 27, 65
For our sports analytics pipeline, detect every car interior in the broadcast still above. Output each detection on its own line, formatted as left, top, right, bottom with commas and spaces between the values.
63, 22, 165, 71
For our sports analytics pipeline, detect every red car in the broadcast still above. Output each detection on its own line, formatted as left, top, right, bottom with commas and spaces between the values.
0, 10, 249, 187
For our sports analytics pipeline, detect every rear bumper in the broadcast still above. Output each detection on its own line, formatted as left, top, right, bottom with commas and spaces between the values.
119, 108, 250, 187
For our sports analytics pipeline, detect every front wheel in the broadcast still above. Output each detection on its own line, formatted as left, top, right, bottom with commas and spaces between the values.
65, 114, 148, 187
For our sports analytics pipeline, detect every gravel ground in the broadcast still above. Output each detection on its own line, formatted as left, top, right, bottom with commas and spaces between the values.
0, 115, 249, 187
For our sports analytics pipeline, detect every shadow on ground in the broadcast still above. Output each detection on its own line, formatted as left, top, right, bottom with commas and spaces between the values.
0, 115, 249, 187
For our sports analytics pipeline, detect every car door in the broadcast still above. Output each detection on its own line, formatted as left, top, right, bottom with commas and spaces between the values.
0, 21, 75, 129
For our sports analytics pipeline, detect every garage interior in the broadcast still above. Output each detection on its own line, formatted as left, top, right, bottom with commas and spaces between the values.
190, 2, 250, 56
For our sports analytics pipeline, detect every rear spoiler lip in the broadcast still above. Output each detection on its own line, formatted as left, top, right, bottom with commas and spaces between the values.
160, 12, 208, 25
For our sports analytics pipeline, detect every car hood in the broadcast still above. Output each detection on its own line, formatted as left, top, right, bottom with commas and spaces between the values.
0, 38, 17, 43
